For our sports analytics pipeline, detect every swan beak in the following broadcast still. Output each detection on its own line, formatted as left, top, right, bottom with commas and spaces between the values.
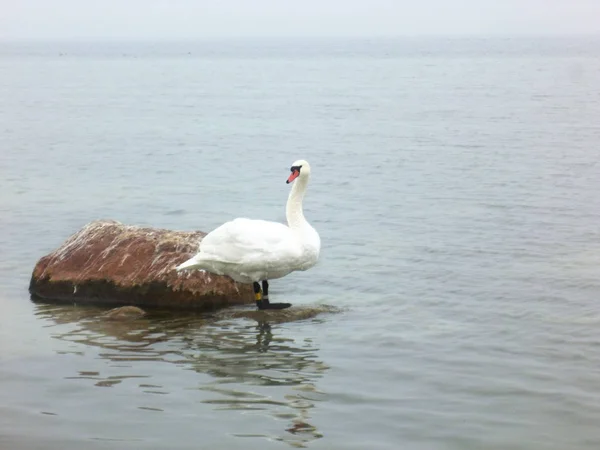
287, 170, 300, 184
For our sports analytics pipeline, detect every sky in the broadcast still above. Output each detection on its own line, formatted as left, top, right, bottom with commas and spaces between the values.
1, 0, 599, 40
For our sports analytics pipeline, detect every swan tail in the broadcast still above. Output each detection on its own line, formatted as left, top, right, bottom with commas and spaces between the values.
175, 257, 206, 272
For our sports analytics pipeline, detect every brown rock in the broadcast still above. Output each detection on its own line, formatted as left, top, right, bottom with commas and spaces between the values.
29, 220, 253, 309
102, 306, 147, 321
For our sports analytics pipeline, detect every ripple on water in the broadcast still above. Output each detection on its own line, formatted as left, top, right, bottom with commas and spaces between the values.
28, 302, 340, 447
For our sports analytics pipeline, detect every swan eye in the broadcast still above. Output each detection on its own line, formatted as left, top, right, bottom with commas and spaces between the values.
290, 165, 302, 172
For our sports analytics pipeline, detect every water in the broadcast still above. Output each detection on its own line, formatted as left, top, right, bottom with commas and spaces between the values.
2, 37, 600, 449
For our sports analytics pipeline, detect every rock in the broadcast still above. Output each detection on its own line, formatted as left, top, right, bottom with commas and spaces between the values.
29, 220, 253, 309
214, 304, 344, 324
102, 306, 146, 321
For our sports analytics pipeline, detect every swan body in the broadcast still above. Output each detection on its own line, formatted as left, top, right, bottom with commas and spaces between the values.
176, 217, 319, 283
176, 160, 320, 307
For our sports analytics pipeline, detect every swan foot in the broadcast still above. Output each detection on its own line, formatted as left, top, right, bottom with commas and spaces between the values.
256, 298, 292, 310
262, 302, 292, 310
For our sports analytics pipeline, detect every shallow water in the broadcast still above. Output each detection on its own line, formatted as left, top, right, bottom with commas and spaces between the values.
2, 38, 600, 449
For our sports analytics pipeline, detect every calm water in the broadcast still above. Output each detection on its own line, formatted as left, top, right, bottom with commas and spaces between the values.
2, 38, 600, 449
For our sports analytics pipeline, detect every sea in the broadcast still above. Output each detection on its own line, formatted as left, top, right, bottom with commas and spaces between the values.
1, 37, 600, 449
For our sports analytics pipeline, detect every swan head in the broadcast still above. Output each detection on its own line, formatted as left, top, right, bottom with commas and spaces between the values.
286, 160, 310, 184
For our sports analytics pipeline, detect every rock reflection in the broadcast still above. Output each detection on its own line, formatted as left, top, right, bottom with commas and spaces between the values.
34, 304, 338, 447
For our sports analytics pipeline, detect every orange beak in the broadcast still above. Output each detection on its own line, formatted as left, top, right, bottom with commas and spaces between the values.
286, 170, 300, 184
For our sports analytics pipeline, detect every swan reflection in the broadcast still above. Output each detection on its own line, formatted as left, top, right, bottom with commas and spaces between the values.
34, 304, 337, 447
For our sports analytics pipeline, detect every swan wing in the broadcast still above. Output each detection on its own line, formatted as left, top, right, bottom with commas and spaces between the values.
199, 218, 300, 264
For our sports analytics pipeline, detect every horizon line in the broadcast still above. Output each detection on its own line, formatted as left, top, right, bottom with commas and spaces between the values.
1, 33, 600, 43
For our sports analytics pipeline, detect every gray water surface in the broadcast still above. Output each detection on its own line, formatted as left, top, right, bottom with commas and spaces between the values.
2, 38, 600, 449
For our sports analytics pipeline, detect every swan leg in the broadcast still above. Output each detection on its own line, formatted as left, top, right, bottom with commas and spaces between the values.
261, 279, 292, 310
253, 282, 266, 310
262, 280, 270, 304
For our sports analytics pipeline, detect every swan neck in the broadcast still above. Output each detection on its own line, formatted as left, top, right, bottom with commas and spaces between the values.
286, 176, 309, 229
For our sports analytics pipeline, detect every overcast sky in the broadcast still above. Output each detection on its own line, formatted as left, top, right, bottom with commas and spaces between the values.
1, 0, 599, 40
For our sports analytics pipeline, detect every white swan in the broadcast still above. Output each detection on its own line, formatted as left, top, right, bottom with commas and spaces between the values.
175, 159, 320, 310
